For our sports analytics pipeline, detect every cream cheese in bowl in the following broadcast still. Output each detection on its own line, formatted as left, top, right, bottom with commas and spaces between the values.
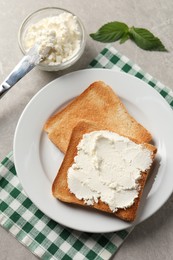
18, 7, 86, 71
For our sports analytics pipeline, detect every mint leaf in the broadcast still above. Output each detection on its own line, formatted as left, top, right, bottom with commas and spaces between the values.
129, 26, 167, 51
120, 32, 130, 44
90, 21, 168, 52
90, 22, 129, 43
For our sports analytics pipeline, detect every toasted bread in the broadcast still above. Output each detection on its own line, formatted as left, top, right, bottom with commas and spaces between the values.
52, 121, 157, 222
44, 81, 152, 153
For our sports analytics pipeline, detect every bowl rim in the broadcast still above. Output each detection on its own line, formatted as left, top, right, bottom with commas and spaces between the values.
18, 7, 86, 70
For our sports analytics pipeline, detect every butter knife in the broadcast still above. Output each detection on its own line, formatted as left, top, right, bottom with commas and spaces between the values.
0, 44, 41, 98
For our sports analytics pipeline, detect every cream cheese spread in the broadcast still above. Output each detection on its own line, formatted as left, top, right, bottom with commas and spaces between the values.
23, 12, 81, 65
67, 130, 153, 212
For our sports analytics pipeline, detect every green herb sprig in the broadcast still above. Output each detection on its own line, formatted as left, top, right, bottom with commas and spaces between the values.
90, 22, 167, 52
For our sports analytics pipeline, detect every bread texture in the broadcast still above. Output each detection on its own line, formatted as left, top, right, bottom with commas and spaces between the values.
52, 121, 157, 222
44, 81, 152, 154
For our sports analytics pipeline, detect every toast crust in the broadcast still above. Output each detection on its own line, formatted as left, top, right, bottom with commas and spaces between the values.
52, 121, 157, 222
44, 81, 152, 153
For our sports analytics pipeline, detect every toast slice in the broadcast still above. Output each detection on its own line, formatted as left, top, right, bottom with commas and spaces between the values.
52, 121, 157, 222
44, 81, 152, 153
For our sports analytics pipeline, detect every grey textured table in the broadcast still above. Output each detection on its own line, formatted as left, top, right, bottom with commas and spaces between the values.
0, 1, 173, 259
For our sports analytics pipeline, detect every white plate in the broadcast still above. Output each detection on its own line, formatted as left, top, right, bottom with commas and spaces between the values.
14, 69, 173, 233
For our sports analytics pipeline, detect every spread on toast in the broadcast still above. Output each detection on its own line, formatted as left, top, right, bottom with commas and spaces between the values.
52, 121, 157, 222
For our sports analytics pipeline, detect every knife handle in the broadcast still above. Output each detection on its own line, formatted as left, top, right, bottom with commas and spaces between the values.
0, 57, 35, 98
0, 45, 40, 99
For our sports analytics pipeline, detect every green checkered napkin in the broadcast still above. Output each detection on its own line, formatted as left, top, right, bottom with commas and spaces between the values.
1, 45, 173, 260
